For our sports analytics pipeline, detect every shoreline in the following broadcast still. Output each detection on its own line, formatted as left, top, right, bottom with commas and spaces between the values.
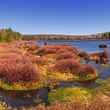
37, 39, 110, 41
23, 34, 110, 41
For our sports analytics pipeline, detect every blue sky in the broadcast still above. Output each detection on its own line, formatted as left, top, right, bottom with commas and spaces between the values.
0, 0, 110, 35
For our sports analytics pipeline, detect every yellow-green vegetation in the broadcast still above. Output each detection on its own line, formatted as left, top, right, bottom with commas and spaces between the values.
95, 78, 107, 85
76, 73, 98, 82
46, 71, 98, 83
48, 78, 110, 105
0, 28, 22, 42
95, 77, 110, 96
48, 87, 94, 104
0, 80, 46, 91
47, 72, 75, 81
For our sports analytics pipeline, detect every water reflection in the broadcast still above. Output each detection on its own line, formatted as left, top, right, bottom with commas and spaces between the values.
0, 87, 50, 107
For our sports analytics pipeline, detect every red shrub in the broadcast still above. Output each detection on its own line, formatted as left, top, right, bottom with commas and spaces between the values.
24, 53, 47, 65
27, 44, 39, 51
78, 64, 96, 77
12, 40, 39, 50
36, 47, 57, 56
0, 61, 40, 83
35, 56, 47, 65
56, 48, 68, 54
58, 44, 79, 54
0, 53, 22, 60
49, 59, 80, 74
0, 42, 42, 83
56, 52, 77, 61
0, 53, 40, 83
36, 44, 79, 56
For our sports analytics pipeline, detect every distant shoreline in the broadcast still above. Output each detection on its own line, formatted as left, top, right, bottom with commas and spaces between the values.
37, 39, 110, 41
23, 34, 110, 41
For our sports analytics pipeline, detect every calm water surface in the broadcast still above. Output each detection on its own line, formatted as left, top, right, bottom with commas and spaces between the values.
38, 40, 110, 52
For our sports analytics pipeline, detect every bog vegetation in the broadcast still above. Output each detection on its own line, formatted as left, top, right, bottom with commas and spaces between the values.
0, 28, 109, 110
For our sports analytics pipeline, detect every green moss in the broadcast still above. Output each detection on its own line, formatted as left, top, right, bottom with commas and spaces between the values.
48, 87, 94, 104
46, 71, 98, 83
76, 75, 93, 81
95, 79, 106, 85
0, 81, 46, 91
96, 77, 110, 95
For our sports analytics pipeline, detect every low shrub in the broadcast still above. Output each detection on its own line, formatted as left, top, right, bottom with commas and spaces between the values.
49, 59, 80, 74
0, 61, 40, 83
78, 64, 97, 77
24, 53, 47, 65
56, 52, 77, 61
0, 53, 41, 83
36, 45, 79, 56
36, 47, 57, 56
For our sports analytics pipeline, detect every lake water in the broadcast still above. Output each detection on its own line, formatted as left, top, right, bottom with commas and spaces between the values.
37, 40, 110, 52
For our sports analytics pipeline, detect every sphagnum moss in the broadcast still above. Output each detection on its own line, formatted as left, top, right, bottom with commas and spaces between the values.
48, 87, 93, 104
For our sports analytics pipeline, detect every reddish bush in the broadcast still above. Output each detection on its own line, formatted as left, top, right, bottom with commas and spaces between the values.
12, 40, 39, 50
56, 52, 77, 61
78, 64, 96, 77
30, 55, 47, 65
24, 53, 47, 65
0, 52, 22, 59
53, 44, 79, 55
0, 61, 40, 83
35, 56, 47, 65
0, 53, 40, 83
36, 47, 57, 56
49, 59, 80, 74
58, 44, 79, 54
56, 48, 68, 54
36, 44, 79, 56
28, 44, 39, 51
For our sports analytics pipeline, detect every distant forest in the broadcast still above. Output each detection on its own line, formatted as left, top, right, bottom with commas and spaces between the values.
23, 32, 110, 41
0, 28, 110, 41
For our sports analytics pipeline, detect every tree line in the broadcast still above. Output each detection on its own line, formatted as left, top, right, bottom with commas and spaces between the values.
23, 33, 110, 41
0, 28, 22, 42
0, 28, 110, 41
